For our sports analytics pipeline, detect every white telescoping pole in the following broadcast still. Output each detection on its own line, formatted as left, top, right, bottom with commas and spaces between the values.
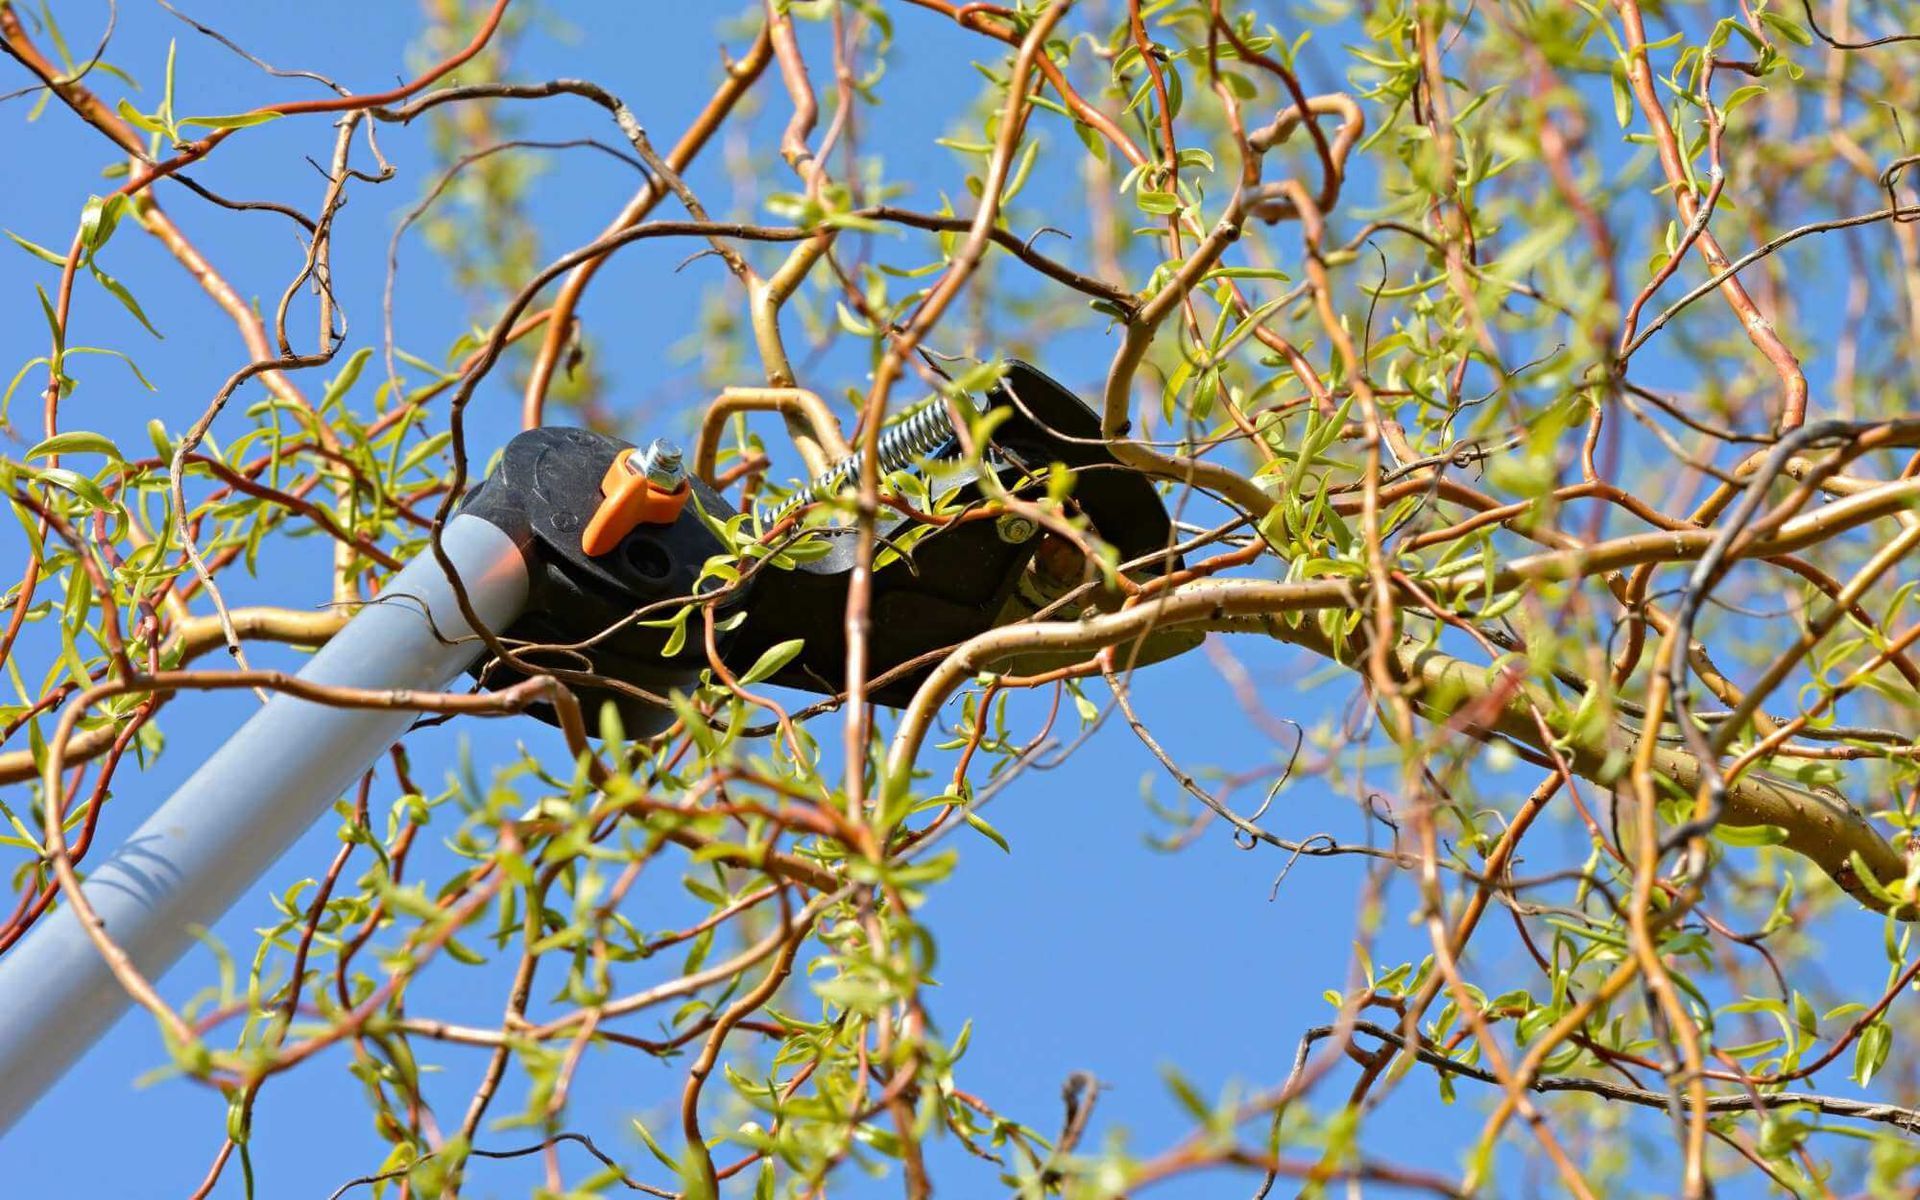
0, 513, 530, 1134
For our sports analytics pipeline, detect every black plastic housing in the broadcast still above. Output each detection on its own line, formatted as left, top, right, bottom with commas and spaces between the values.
459, 361, 1185, 730
460, 425, 746, 735
724, 360, 1181, 704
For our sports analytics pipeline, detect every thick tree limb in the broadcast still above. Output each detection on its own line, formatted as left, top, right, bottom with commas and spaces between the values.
884, 521, 1920, 916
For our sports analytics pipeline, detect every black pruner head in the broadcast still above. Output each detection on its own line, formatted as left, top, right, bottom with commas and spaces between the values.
459, 361, 1198, 735
723, 359, 1202, 704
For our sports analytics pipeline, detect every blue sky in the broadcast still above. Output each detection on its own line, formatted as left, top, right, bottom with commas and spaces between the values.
0, 2, 1894, 1197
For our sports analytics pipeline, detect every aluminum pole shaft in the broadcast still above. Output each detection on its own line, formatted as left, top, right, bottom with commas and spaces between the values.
0, 513, 529, 1133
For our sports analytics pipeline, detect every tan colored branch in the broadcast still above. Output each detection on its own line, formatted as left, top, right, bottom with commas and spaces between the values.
1366, 626, 1906, 917
0, 606, 347, 786
883, 479, 1920, 915
694, 387, 852, 484
1613, 0, 1809, 429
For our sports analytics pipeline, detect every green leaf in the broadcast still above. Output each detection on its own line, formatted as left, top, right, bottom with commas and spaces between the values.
78, 194, 125, 254
739, 638, 805, 686
1793, 992, 1817, 1040
90, 264, 162, 338
1136, 190, 1180, 215
66, 346, 156, 392
1758, 11, 1814, 46
26, 431, 121, 461
834, 301, 875, 337
114, 97, 170, 137
1200, 266, 1290, 282
999, 138, 1040, 204
629, 1116, 680, 1170
33, 467, 111, 509
34, 284, 65, 361
162, 39, 177, 132
1853, 1021, 1891, 1086
596, 698, 627, 750
321, 346, 374, 410
178, 111, 283, 130
1712, 823, 1788, 847
963, 810, 1010, 853
6, 230, 68, 266
395, 430, 452, 478
442, 937, 487, 966
1721, 84, 1768, 118
1162, 1067, 1211, 1121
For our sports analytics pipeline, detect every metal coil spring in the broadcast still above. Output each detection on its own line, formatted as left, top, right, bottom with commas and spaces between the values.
755, 397, 974, 527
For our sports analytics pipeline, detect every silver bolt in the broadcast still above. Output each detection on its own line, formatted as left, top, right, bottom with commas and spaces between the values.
994, 512, 1038, 544
636, 438, 685, 491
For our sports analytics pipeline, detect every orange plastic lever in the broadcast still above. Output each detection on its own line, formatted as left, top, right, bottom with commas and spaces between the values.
580, 449, 690, 556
